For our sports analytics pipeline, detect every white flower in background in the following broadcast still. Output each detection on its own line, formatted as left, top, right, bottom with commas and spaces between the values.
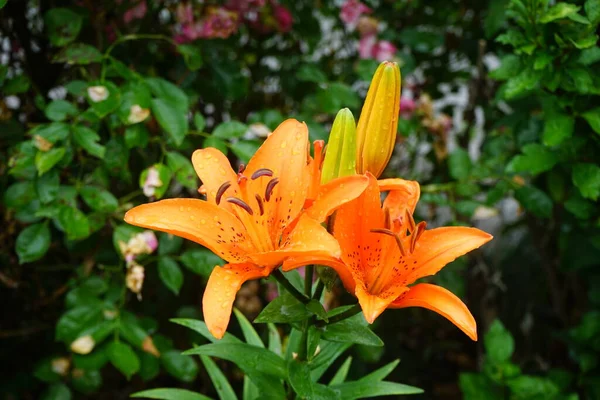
126, 263, 145, 299
51, 357, 70, 376
118, 230, 158, 263
128, 104, 150, 124
33, 134, 53, 152
87, 85, 109, 102
70, 335, 95, 354
245, 122, 271, 139
142, 167, 163, 198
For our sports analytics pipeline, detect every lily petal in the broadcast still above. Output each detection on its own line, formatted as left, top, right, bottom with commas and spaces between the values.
124, 199, 256, 263
248, 214, 341, 266
305, 175, 369, 223
389, 283, 478, 341
192, 148, 241, 212
355, 284, 408, 324
203, 263, 272, 339
403, 227, 492, 284
381, 178, 421, 217
244, 119, 311, 242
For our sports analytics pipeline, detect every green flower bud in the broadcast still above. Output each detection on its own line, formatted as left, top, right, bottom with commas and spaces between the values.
321, 108, 357, 184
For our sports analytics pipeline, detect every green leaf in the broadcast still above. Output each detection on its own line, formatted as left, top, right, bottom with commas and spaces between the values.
566, 68, 595, 94
306, 300, 329, 322
506, 144, 558, 175
316, 83, 360, 114
213, 121, 248, 139
107, 341, 140, 379
125, 124, 150, 149
358, 359, 400, 383
41, 383, 72, 400
36, 169, 60, 203
254, 292, 311, 323
540, 3, 581, 23
158, 257, 184, 295
331, 381, 423, 399
31, 123, 70, 143
35, 148, 65, 175
572, 163, 600, 200
179, 249, 222, 277
329, 356, 353, 385
504, 67, 540, 98
4, 74, 30, 95
543, 113, 574, 146
320, 311, 383, 347
34, 358, 62, 383
267, 323, 282, 356
5, 181, 36, 208
581, 108, 600, 134
199, 355, 238, 400
233, 308, 264, 347
170, 318, 242, 344
296, 64, 328, 83
460, 373, 502, 400
139, 352, 160, 382
194, 112, 206, 132
71, 369, 102, 394
178, 44, 203, 70
45, 100, 78, 122
72, 126, 106, 159
448, 148, 472, 180
146, 78, 189, 110
507, 376, 559, 399
203, 136, 228, 154
288, 360, 340, 399
230, 140, 261, 163
310, 341, 352, 381
45, 8, 83, 46
183, 343, 286, 379
166, 151, 197, 191
515, 185, 553, 218
161, 350, 199, 382
79, 186, 118, 213
484, 320, 515, 364
56, 305, 103, 342
131, 388, 211, 400
151, 98, 188, 146
585, 0, 600, 24
53, 43, 102, 64
16, 223, 51, 264
57, 206, 91, 240
158, 233, 183, 255
0, 0, 7, 9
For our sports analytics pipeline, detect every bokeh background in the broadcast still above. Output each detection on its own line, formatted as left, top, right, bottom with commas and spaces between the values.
1, 0, 600, 399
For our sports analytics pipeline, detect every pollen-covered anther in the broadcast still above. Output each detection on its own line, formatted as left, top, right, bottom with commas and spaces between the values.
370, 228, 407, 257
265, 178, 279, 202
405, 209, 416, 232
215, 181, 232, 205
250, 168, 274, 180
255, 194, 265, 215
226, 197, 254, 215
410, 221, 426, 253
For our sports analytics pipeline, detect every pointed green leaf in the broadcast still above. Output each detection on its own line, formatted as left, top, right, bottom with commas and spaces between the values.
72, 126, 106, 159
543, 113, 574, 146
288, 360, 340, 399
484, 320, 515, 364
158, 257, 184, 295
151, 98, 188, 146
35, 148, 65, 175
572, 163, 600, 200
581, 108, 600, 134
79, 186, 118, 213
358, 359, 400, 383
107, 341, 140, 379
131, 388, 211, 400
170, 318, 241, 344
328, 356, 353, 385
161, 350, 198, 382
233, 308, 264, 348
16, 222, 51, 264
200, 355, 237, 400
330, 380, 423, 399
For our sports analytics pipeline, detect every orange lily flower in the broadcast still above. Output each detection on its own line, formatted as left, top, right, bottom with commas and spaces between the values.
284, 173, 492, 340
124, 119, 369, 338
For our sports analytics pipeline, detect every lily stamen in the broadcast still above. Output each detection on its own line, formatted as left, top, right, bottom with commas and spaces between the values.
251, 168, 274, 180
216, 181, 232, 205
404, 209, 416, 232
370, 228, 407, 257
384, 208, 391, 230
255, 194, 265, 216
265, 178, 279, 201
410, 221, 426, 253
226, 197, 254, 215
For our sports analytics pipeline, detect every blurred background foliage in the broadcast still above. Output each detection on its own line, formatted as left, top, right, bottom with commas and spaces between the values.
1, 0, 600, 399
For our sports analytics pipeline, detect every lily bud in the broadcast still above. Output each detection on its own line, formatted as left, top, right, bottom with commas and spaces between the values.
356, 61, 401, 177
321, 108, 357, 184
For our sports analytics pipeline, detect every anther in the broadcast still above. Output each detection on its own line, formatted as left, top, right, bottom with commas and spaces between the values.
238, 164, 246, 174
255, 194, 264, 215
265, 178, 279, 201
370, 228, 407, 257
384, 208, 391, 230
405, 209, 416, 232
215, 181, 232, 205
410, 221, 426, 253
251, 168, 274, 180
226, 197, 253, 215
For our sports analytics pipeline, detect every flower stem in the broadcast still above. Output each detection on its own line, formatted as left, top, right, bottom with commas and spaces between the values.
315, 303, 362, 327
271, 270, 310, 305
304, 265, 314, 297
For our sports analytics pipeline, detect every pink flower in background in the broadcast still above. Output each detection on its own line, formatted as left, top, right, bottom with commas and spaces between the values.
373, 40, 396, 62
199, 7, 239, 39
123, 0, 147, 23
400, 96, 416, 118
340, 0, 372, 28
358, 35, 376, 59
273, 4, 293, 32
175, 2, 194, 25
226, 0, 266, 12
